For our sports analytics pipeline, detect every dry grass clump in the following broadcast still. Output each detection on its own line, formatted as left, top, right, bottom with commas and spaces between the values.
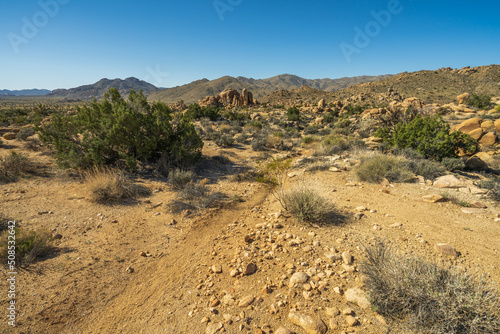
354, 152, 414, 183
314, 134, 350, 156
0, 228, 55, 266
361, 242, 500, 334
0, 151, 32, 183
167, 169, 195, 191
168, 178, 226, 213
284, 186, 331, 223
84, 167, 151, 203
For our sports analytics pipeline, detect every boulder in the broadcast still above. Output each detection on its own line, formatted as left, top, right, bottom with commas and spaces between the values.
2, 133, 16, 140
479, 132, 497, 146
457, 93, 470, 104
468, 128, 484, 141
318, 99, 326, 109
481, 120, 495, 130
433, 175, 463, 188
466, 155, 489, 171
494, 119, 500, 132
454, 117, 482, 134
344, 288, 371, 309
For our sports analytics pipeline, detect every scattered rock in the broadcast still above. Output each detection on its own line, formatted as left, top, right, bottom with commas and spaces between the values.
275, 327, 294, 334
206, 322, 224, 334
345, 288, 371, 309
433, 175, 463, 188
211, 264, 222, 274
423, 194, 445, 203
125, 267, 134, 273
342, 251, 353, 265
238, 295, 255, 307
288, 310, 327, 334
461, 208, 487, 214
390, 222, 403, 228
243, 263, 257, 275
457, 93, 470, 104
3, 133, 16, 140
346, 315, 359, 327
325, 307, 340, 317
471, 201, 487, 209
289, 272, 310, 286
435, 243, 458, 257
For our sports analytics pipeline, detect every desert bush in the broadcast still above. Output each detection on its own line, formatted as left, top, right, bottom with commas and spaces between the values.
408, 159, 446, 180
355, 153, 414, 183
314, 134, 349, 156
284, 186, 330, 223
0, 151, 32, 183
186, 103, 221, 121
302, 136, 317, 144
478, 178, 500, 201
16, 127, 35, 140
84, 167, 150, 203
441, 157, 466, 171
0, 228, 55, 266
251, 137, 268, 151
36, 89, 203, 171
168, 179, 225, 213
286, 107, 300, 122
361, 241, 500, 333
381, 116, 477, 161
167, 169, 194, 191
467, 93, 492, 110
214, 133, 235, 147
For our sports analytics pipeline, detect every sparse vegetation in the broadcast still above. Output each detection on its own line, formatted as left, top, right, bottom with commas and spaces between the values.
286, 107, 300, 122
0, 151, 32, 183
168, 179, 225, 213
441, 157, 466, 171
361, 241, 500, 333
0, 228, 55, 266
467, 93, 492, 110
167, 169, 195, 191
84, 167, 151, 203
478, 178, 500, 201
314, 134, 350, 156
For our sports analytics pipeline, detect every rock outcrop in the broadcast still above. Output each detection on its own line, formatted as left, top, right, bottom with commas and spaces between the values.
198, 88, 256, 108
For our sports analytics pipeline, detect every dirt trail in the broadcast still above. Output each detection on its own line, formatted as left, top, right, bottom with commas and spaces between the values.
70, 189, 269, 334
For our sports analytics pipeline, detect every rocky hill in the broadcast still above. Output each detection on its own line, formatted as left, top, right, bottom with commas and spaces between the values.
48, 77, 158, 100
261, 65, 500, 107
0, 89, 50, 96
147, 74, 392, 104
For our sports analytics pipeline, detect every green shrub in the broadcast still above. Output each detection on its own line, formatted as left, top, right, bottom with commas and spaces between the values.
214, 134, 235, 147
286, 107, 300, 122
168, 169, 194, 190
16, 128, 35, 141
314, 134, 349, 156
387, 116, 476, 161
36, 89, 203, 171
0, 151, 32, 183
478, 178, 500, 201
409, 159, 445, 180
441, 157, 466, 171
186, 103, 221, 121
284, 187, 330, 223
168, 179, 225, 213
355, 153, 414, 183
302, 136, 317, 144
467, 93, 492, 109
84, 167, 150, 203
322, 110, 339, 123
0, 228, 55, 266
361, 242, 500, 333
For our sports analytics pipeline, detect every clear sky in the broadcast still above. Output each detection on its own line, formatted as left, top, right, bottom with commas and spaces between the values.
1, 0, 499, 90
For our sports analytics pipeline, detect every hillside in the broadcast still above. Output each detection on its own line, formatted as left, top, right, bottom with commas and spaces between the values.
147, 74, 392, 104
0, 89, 50, 96
261, 65, 500, 107
48, 77, 158, 100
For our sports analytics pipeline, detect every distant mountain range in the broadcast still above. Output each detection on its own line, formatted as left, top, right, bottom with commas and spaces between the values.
147, 74, 393, 104
48, 77, 158, 100
0, 89, 51, 96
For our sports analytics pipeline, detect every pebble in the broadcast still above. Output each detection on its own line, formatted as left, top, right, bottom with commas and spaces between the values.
435, 243, 458, 257
275, 327, 293, 334
211, 265, 222, 274
346, 315, 359, 327
289, 272, 310, 286
206, 322, 223, 334
238, 295, 255, 307
243, 263, 257, 275
344, 288, 371, 309
342, 251, 353, 265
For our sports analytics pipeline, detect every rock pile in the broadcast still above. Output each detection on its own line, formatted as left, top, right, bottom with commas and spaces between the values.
199, 88, 256, 108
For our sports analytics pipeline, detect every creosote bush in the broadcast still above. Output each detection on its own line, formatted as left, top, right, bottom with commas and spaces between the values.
361, 241, 500, 333
467, 93, 492, 110
0, 228, 55, 266
168, 179, 226, 213
84, 167, 151, 203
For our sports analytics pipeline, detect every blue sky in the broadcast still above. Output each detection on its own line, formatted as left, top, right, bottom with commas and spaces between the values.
1, 0, 499, 90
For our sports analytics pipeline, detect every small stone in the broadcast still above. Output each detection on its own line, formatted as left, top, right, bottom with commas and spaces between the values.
390, 222, 403, 228
238, 295, 255, 307
342, 308, 354, 316
344, 288, 371, 309
353, 212, 364, 220
346, 315, 359, 327
355, 206, 367, 212
342, 264, 355, 273
125, 266, 134, 273
275, 327, 293, 334
433, 175, 463, 188
288, 310, 327, 334
243, 263, 257, 275
423, 194, 445, 203
201, 316, 210, 324
435, 243, 458, 257
230, 269, 240, 277
324, 252, 342, 262
342, 251, 353, 265
206, 322, 223, 334
52, 233, 63, 240
211, 265, 222, 274
461, 208, 487, 214
289, 272, 310, 286
471, 202, 487, 209
140, 251, 147, 257
210, 299, 220, 307
325, 307, 340, 317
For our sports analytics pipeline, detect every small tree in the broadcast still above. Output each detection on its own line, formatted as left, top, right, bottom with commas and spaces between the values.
286, 107, 300, 122
36, 89, 203, 170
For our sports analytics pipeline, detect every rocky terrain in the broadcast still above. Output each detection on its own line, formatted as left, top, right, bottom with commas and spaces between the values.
1, 68, 500, 333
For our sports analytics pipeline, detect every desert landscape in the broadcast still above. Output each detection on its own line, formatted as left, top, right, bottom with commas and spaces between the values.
0, 64, 500, 334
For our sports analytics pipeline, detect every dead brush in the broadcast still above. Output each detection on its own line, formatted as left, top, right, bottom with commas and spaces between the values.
0, 151, 33, 183
361, 241, 500, 334
83, 167, 151, 203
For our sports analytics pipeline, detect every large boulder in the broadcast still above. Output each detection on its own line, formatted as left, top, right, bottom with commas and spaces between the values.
2, 133, 16, 140
479, 132, 497, 146
468, 128, 484, 141
454, 117, 482, 134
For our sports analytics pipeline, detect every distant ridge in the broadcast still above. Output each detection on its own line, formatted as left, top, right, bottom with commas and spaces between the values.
48, 77, 158, 100
0, 89, 50, 96
147, 74, 393, 104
